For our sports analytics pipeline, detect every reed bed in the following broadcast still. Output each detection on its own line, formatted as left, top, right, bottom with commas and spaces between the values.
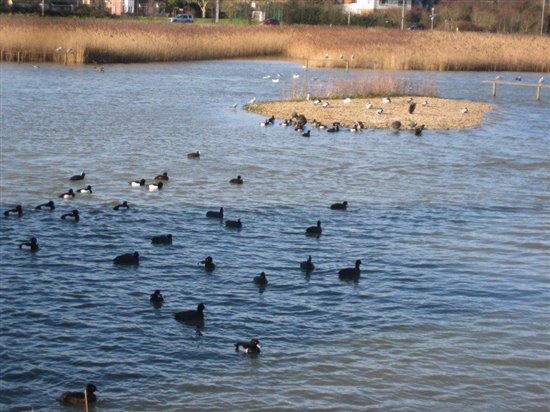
1, 17, 549, 72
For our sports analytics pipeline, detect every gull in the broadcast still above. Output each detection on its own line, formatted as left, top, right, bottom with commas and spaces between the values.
305, 93, 311, 101
538, 76, 544, 84
406, 97, 414, 103
422, 100, 429, 107
322, 102, 331, 108
343, 97, 352, 104
55, 46, 63, 53
377, 108, 384, 115
495, 75, 503, 80
262, 75, 271, 80
382, 97, 391, 104
230, 103, 238, 110
248, 97, 256, 104
272, 78, 280, 83
313, 99, 322, 105
366, 103, 373, 110
462, 107, 469, 114
293, 74, 300, 79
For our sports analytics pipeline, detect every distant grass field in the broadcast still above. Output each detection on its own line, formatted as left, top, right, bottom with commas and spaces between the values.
1, 16, 549, 72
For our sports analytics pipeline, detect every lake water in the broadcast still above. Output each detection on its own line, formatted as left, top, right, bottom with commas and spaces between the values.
0, 60, 549, 411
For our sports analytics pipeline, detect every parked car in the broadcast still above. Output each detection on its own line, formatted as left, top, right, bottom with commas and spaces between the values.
408, 23, 426, 30
170, 14, 194, 23
260, 18, 280, 26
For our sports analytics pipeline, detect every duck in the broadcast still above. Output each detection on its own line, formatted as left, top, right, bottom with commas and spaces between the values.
129, 179, 146, 187
406, 97, 414, 103
150, 289, 164, 306
326, 125, 339, 133
59, 189, 75, 199
200, 256, 216, 272
376, 108, 384, 115
421, 100, 429, 107
254, 272, 268, 285
35, 200, 55, 210
206, 207, 223, 218
61, 209, 80, 222
338, 259, 362, 280
302, 130, 311, 137
330, 201, 348, 210
155, 172, 169, 181
408, 120, 418, 128
229, 175, 243, 185
69, 171, 85, 181
151, 234, 172, 245
408, 102, 416, 114
187, 151, 200, 159
305, 220, 322, 236
235, 338, 261, 354
462, 107, 469, 114
4, 205, 23, 217
113, 201, 129, 211
391, 120, 402, 130
174, 303, 205, 324
113, 251, 139, 265
76, 185, 93, 194
414, 124, 425, 136
225, 219, 242, 229
382, 97, 392, 104
300, 255, 315, 273
57, 383, 97, 406
147, 182, 163, 191
19, 237, 39, 252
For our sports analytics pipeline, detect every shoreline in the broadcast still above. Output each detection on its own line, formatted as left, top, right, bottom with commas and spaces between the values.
247, 97, 494, 130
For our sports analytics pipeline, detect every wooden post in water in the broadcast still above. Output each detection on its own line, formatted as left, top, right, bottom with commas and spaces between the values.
345, 60, 349, 72
536, 86, 541, 101
492, 81, 497, 96
65, 51, 68, 65
84, 388, 89, 412
17, 51, 21, 64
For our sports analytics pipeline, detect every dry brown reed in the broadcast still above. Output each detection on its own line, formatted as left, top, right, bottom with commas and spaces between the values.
1, 17, 549, 72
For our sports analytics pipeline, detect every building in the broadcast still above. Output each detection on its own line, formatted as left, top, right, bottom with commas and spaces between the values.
341, 0, 411, 15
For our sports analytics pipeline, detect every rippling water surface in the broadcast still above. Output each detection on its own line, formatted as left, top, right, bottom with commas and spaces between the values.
1, 61, 549, 411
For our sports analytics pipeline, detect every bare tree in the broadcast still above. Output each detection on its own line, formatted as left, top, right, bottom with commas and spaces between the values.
197, 0, 209, 17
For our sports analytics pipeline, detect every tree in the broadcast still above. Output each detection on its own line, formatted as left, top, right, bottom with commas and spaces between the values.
196, 0, 209, 17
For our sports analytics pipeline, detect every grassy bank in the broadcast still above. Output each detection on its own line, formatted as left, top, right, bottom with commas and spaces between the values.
1, 16, 549, 71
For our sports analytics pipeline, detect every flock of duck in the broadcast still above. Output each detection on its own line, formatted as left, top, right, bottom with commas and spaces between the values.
258, 96, 442, 137
5, 152, 362, 405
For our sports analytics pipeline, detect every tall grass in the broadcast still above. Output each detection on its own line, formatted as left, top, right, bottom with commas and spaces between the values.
1, 16, 549, 72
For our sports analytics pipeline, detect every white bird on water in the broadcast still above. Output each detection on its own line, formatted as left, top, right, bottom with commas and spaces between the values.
248, 97, 256, 105
262, 75, 271, 80
272, 78, 280, 83
293, 74, 300, 79
495, 75, 503, 80
538, 76, 544, 84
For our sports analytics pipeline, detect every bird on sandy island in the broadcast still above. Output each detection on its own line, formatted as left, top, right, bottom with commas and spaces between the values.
408, 102, 416, 114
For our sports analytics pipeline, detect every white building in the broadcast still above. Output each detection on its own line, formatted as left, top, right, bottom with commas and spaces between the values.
341, 0, 411, 15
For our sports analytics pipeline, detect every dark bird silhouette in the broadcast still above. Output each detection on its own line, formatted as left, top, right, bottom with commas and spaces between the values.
302, 130, 311, 137
330, 201, 348, 210
338, 259, 362, 281
35, 200, 55, 210
206, 207, 223, 218
4, 205, 23, 217
200, 256, 216, 272
150, 289, 164, 307
254, 272, 268, 285
113, 201, 129, 211
225, 219, 242, 229
229, 175, 243, 184
57, 383, 97, 406
235, 338, 261, 354
300, 255, 315, 273
187, 151, 201, 159
59, 189, 75, 199
114, 251, 139, 265
306, 220, 322, 236
69, 171, 86, 181
391, 120, 402, 130
408, 102, 416, 114
414, 124, 425, 136
61, 209, 80, 222
151, 234, 172, 245
174, 303, 205, 324
155, 172, 169, 181
19, 236, 39, 252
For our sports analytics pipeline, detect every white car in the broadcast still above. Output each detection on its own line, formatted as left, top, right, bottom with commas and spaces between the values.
170, 14, 194, 23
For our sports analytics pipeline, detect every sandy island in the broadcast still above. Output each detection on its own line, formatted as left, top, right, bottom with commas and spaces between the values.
247, 97, 494, 130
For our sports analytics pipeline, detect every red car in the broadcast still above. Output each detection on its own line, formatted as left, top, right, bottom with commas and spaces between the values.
260, 18, 280, 26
